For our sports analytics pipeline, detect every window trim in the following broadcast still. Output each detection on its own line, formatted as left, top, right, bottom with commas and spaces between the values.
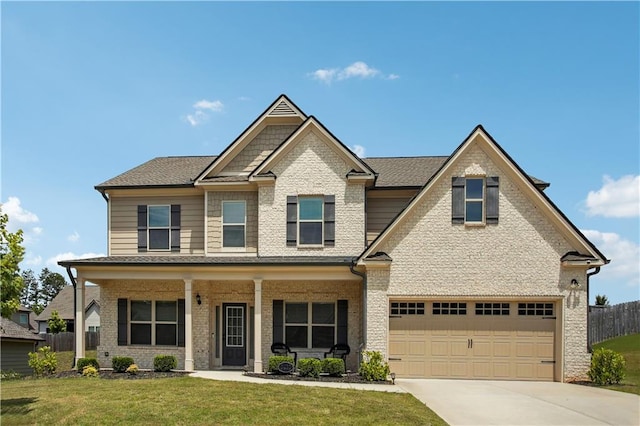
464, 177, 485, 225
284, 301, 336, 349
221, 200, 246, 251
297, 196, 324, 247
129, 300, 179, 346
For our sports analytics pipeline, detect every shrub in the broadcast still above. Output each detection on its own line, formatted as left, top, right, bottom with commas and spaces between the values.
359, 350, 390, 381
297, 358, 322, 378
154, 355, 178, 372
588, 348, 626, 385
0, 370, 23, 380
112, 356, 135, 373
268, 355, 294, 373
28, 346, 57, 377
126, 364, 139, 375
322, 358, 345, 376
82, 365, 99, 378
77, 357, 100, 371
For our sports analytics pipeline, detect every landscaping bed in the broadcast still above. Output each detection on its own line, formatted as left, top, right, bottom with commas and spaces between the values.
244, 371, 392, 384
52, 370, 190, 380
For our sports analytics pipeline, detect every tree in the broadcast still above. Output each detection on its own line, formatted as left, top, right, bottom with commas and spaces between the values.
595, 294, 610, 306
21, 269, 45, 314
48, 310, 67, 334
0, 212, 25, 318
40, 268, 68, 304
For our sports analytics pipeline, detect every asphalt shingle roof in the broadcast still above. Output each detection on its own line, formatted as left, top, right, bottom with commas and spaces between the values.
0, 317, 43, 341
35, 285, 100, 322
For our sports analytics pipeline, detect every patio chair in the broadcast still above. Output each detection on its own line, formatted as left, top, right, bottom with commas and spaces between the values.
324, 343, 350, 368
271, 342, 297, 366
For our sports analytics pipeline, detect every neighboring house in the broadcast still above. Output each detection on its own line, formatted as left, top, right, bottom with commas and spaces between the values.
35, 286, 100, 333
59, 95, 607, 382
10, 305, 38, 332
0, 317, 44, 375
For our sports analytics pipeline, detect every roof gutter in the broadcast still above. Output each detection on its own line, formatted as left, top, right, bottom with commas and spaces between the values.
65, 266, 78, 369
349, 258, 367, 362
586, 266, 601, 353
97, 188, 108, 202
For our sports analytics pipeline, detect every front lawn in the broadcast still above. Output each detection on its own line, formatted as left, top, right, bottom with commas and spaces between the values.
592, 333, 640, 395
1, 376, 447, 425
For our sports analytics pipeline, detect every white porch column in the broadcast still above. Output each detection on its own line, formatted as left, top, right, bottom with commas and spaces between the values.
253, 279, 263, 373
184, 279, 194, 371
75, 276, 86, 366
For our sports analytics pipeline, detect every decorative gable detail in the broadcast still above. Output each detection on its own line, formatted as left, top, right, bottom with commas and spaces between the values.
268, 100, 299, 116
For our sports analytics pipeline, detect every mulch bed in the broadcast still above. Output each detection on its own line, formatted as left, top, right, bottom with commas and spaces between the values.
51, 370, 190, 380
244, 372, 393, 385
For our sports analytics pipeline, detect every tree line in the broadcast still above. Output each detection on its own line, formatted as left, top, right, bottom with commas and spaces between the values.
20, 268, 69, 315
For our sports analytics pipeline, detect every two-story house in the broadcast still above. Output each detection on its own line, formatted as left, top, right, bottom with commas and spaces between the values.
60, 95, 607, 382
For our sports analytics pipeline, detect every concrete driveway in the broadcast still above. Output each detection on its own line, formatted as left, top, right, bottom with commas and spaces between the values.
396, 379, 640, 426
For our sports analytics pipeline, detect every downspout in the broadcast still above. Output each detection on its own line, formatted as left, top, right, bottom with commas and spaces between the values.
349, 258, 367, 368
586, 266, 601, 353
65, 266, 78, 369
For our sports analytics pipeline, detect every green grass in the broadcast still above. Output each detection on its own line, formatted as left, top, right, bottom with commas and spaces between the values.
1, 377, 447, 425
593, 333, 640, 395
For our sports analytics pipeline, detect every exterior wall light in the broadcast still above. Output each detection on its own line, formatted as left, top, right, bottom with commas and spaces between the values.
196, 293, 202, 305
390, 372, 396, 384
570, 279, 580, 290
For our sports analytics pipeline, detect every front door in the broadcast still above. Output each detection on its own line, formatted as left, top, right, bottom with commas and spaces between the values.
222, 303, 246, 366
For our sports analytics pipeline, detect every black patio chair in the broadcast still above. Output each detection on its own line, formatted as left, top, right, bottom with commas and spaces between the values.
324, 343, 350, 368
271, 342, 297, 366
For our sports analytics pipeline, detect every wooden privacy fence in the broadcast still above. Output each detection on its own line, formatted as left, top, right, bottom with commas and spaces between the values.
589, 301, 640, 346
39, 331, 100, 352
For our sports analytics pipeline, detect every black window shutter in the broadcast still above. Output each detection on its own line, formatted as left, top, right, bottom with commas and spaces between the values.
171, 205, 181, 252
286, 196, 297, 247
452, 177, 465, 224
177, 299, 185, 347
324, 195, 335, 247
337, 300, 348, 345
137, 205, 147, 252
273, 300, 284, 343
117, 298, 128, 346
486, 177, 499, 224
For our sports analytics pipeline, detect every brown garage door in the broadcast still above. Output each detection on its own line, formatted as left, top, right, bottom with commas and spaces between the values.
388, 301, 556, 381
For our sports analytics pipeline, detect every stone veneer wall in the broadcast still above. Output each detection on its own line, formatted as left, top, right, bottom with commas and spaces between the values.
366, 142, 591, 381
258, 129, 366, 256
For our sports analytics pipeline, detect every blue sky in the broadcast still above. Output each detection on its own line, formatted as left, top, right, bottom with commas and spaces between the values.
2, 1, 638, 304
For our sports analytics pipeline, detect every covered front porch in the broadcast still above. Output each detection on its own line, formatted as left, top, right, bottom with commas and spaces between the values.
63, 257, 364, 372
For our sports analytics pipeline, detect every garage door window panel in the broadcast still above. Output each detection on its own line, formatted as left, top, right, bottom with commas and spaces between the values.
390, 302, 425, 315
433, 302, 467, 315
518, 303, 553, 316
475, 303, 510, 316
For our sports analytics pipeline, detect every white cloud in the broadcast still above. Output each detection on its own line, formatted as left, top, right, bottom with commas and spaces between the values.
339, 61, 379, 80
309, 61, 397, 84
585, 175, 640, 218
237, 96, 251, 102
47, 252, 105, 266
193, 99, 224, 112
1, 197, 39, 228
67, 231, 80, 243
310, 68, 338, 84
582, 229, 640, 287
351, 144, 366, 157
183, 98, 224, 126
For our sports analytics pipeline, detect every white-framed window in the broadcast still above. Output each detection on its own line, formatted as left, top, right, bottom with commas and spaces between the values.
148, 205, 171, 250
130, 300, 178, 345
222, 201, 246, 249
285, 302, 335, 348
298, 197, 323, 245
465, 178, 484, 223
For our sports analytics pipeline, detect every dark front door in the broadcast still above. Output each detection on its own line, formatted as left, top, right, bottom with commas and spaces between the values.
222, 303, 246, 366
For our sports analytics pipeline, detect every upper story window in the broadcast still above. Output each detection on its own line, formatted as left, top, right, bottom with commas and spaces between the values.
465, 178, 484, 223
298, 197, 323, 245
222, 201, 246, 248
452, 176, 499, 225
19, 313, 29, 325
137, 204, 180, 252
148, 205, 170, 250
286, 195, 335, 247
